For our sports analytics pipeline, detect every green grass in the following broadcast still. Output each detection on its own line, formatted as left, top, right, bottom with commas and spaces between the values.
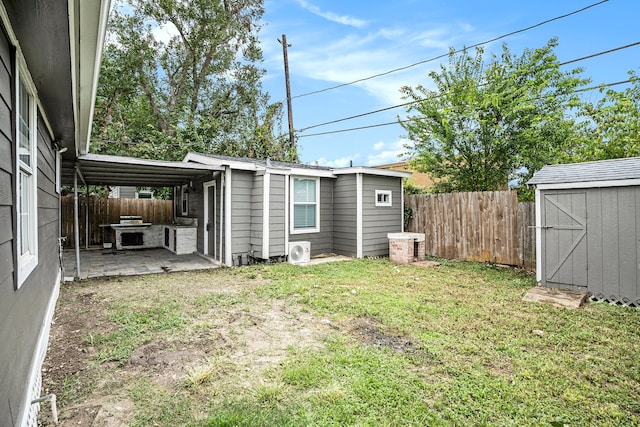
234, 259, 640, 426
95, 302, 186, 365
62, 259, 640, 426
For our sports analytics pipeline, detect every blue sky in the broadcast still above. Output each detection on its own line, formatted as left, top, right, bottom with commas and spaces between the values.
257, 0, 639, 167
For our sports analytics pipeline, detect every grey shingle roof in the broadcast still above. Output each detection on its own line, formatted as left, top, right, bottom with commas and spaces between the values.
196, 153, 332, 171
527, 157, 640, 185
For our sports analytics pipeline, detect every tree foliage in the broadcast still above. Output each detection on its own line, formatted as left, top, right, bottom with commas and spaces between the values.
91, 0, 297, 162
573, 70, 640, 161
400, 39, 587, 196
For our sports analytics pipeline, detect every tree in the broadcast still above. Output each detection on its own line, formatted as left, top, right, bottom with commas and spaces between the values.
91, 0, 297, 162
400, 39, 587, 197
572, 70, 640, 161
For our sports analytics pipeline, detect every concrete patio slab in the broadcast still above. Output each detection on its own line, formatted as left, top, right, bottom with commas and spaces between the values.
63, 248, 219, 280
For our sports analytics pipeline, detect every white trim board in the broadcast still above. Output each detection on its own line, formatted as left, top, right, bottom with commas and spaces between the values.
18, 270, 60, 427
535, 188, 542, 282
356, 173, 363, 258
224, 167, 233, 266
262, 172, 270, 260
534, 178, 640, 190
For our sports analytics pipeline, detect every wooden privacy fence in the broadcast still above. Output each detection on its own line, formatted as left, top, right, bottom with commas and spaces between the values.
405, 191, 535, 270
61, 196, 173, 248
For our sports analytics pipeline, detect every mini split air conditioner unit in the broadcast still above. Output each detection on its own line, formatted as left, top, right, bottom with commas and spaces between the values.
288, 241, 310, 265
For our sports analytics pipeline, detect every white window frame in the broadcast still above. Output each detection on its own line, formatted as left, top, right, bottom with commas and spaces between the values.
375, 189, 392, 207
181, 184, 189, 216
16, 64, 38, 288
290, 176, 320, 234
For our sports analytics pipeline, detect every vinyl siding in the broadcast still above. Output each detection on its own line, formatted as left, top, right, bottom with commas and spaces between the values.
231, 170, 252, 261
0, 28, 61, 422
362, 175, 403, 257
250, 173, 264, 257
269, 174, 286, 256
289, 177, 333, 255
333, 174, 356, 256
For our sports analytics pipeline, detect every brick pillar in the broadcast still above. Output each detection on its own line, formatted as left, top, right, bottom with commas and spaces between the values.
387, 233, 426, 264
416, 240, 425, 261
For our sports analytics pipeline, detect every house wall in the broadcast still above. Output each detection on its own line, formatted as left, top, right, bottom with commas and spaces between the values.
0, 28, 61, 424
250, 173, 264, 258
540, 186, 640, 305
362, 174, 403, 257
250, 174, 264, 258
289, 177, 334, 256
333, 174, 357, 256
231, 170, 252, 263
269, 173, 286, 257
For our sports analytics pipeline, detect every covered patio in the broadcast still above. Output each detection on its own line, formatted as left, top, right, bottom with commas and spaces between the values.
62, 248, 217, 280
61, 153, 224, 278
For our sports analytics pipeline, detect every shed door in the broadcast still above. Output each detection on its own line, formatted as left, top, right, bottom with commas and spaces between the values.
542, 192, 588, 287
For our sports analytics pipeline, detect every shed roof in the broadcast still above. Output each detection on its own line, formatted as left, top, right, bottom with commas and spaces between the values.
527, 157, 640, 185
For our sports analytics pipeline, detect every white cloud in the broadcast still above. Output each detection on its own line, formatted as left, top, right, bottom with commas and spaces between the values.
296, 0, 368, 28
365, 139, 410, 166
314, 154, 361, 168
152, 21, 179, 44
282, 26, 450, 105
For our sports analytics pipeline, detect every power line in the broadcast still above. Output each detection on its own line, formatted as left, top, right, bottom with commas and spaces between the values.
297, 41, 640, 133
297, 79, 632, 138
291, 0, 610, 100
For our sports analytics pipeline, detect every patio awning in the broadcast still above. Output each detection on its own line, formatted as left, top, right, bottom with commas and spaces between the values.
62, 153, 225, 187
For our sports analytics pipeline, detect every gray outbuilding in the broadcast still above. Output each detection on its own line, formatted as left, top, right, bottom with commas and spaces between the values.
178, 153, 411, 266
528, 157, 640, 306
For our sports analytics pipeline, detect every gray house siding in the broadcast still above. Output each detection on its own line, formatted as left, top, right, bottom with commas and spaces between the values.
190, 177, 204, 254
231, 170, 252, 262
250, 173, 264, 258
269, 173, 286, 257
333, 174, 357, 256
118, 186, 136, 198
289, 177, 334, 255
0, 30, 61, 423
362, 174, 402, 257
539, 186, 640, 305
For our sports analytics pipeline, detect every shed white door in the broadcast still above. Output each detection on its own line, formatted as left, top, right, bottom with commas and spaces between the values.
541, 192, 588, 287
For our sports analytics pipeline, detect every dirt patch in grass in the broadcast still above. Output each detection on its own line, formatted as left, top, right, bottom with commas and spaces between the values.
347, 313, 420, 354
40, 270, 331, 426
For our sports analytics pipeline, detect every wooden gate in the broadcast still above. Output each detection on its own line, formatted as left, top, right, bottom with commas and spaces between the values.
541, 192, 587, 287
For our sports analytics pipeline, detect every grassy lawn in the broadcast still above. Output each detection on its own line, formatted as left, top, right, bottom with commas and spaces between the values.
42, 258, 640, 426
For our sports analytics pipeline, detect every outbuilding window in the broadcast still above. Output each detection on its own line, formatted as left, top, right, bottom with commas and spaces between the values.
16, 73, 38, 288
291, 176, 319, 233
375, 190, 392, 207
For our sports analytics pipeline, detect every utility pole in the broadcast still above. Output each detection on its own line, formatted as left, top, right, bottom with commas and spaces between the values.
278, 34, 295, 151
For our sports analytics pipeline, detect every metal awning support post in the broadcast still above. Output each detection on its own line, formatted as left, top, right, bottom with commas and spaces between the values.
85, 185, 89, 249
73, 167, 81, 278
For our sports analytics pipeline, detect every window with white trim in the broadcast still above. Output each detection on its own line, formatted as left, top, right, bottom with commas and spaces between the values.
291, 176, 319, 233
375, 190, 392, 207
16, 74, 38, 287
